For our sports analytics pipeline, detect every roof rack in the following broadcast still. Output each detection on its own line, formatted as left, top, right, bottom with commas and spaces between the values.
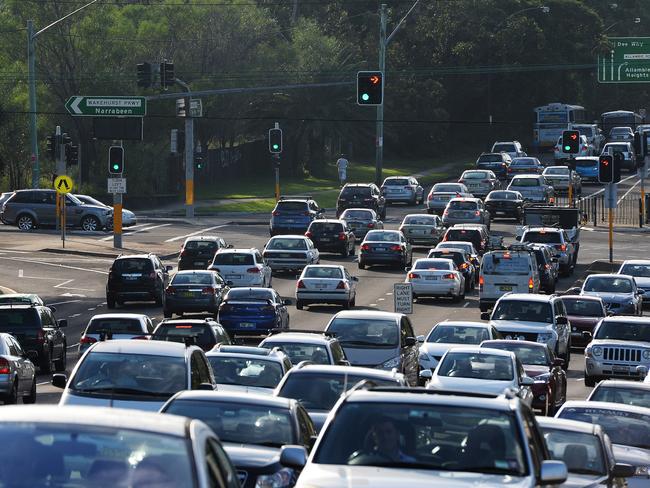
267, 328, 337, 338
279, 195, 313, 201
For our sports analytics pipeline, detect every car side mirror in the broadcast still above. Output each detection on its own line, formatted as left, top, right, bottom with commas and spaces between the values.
556, 316, 568, 325
480, 312, 490, 321
57, 319, 68, 328
416, 335, 425, 343
539, 460, 568, 485
419, 369, 433, 381
197, 383, 215, 391
227, 244, 234, 249
553, 358, 565, 367
25, 350, 39, 363
279, 445, 308, 469
404, 336, 417, 347
52, 373, 68, 389
283, 299, 292, 306
352, 276, 359, 282
582, 331, 593, 342
520, 376, 534, 386
612, 463, 636, 478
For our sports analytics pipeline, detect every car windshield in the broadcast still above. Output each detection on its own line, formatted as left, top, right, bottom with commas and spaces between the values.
558, 407, 650, 449
438, 352, 514, 380
485, 343, 549, 366
523, 231, 561, 244
481, 254, 531, 275
511, 179, 539, 187
365, 231, 400, 242
561, 299, 604, 317
313, 402, 527, 475
541, 428, 606, 476
71, 352, 187, 396
184, 240, 218, 251
414, 260, 452, 271
0, 423, 195, 488
267, 238, 307, 250
207, 356, 283, 388
304, 267, 343, 279
276, 201, 308, 212
212, 253, 254, 266
403, 216, 436, 225
341, 187, 371, 198
278, 373, 402, 411
620, 264, 650, 278
594, 321, 650, 341
165, 400, 294, 447
384, 178, 410, 186
433, 184, 464, 192
327, 318, 398, 348
171, 273, 213, 285
487, 191, 517, 200
590, 386, 650, 409
584, 277, 633, 293
341, 210, 373, 220
463, 171, 489, 179
448, 201, 478, 210
260, 341, 331, 364
492, 301, 553, 324
426, 326, 489, 345
493, 144, 516, 152
545, 168, 569, 175
86, 318, 143, 335
225, 289, 273, 301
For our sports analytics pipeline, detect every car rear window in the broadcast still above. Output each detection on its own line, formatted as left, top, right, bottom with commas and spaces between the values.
341, 210, 373, 220
304, 267, 343, 279
493, 144, 516, 152
433, 184, 464, 192
463, 171, 489, 179
341, 187, 371, 197
275, 201, 308, 212
113, 258, 153, 273
87, 318, 143, 334
212, 253, 255, 265
448, 201, 478, 210
267, 238, 307, 250
184, 240, 219, 250
445, 229, 480, 242
403, 215, 436, 225
482, 253, 531, 275
225, 288, 273, 301
384, 178, 410, 186
545, 168, 569, 175
414, 259, 452, 270
511, 178, 539, 187
487, 191, 517, 200
523, 231, 561, 244
511, 158, 536, 166
171, 273, 214, 285
365, 231, 400, 242
429, 251, 463, 266
575, 159, 597, 167
477, 154, 503, 163
154, 323, 214, 347
561, 299, 605, 317
310, 222, 343, 232
0, 309, 39, 328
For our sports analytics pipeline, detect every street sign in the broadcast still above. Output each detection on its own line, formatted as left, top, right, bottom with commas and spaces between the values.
65, 96, 147, 117
598, 37, 650, 83
393, 283, 413, 314
54, 175, 73, 194
176, 98, 202, 117
107, 178, 127, 194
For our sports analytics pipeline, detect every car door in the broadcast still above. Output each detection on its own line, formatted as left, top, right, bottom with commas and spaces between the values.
7, 337, 33, 393
553, 300, 570, 353
274, 291, 288, 327
307, 239, 319, 263
42, 308, 64, 361
400, 317, 418, 385
400, 233, 412, 261
38, 191, 57, 226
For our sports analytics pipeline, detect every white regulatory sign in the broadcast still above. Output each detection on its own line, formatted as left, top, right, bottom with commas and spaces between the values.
107, 177, 126, 194
393, 283, 413, 314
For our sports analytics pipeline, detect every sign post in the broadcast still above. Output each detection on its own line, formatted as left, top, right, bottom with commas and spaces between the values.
54, 175, 73, 249
598, 37, 650, 84
605, 183, 617, 263
393, 283, 413, 314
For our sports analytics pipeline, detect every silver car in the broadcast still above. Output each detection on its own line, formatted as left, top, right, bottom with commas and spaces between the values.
0, 332, 37, 404
442, 197, 490, 228
581, 274, 643, 316
339, 208, 383, 240
75, 194, 137, 227
426, 182, 472, 214
458, 170, 500, 198
507, 175, 554, 204
541, 166, 582, 195
618, 260, 650, 306
380, 176, 424, 205
399, 213, 444, 246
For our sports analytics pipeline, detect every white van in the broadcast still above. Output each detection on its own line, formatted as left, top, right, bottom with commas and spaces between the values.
479, 247, 540, 312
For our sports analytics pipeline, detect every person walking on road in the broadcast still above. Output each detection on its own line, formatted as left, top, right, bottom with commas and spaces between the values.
336, 154, 349, 187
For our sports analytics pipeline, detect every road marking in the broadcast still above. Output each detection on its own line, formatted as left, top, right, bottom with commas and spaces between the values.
0, 249, 29, 254
53, 278, 95, 292
0, 255, 109, 275
463, 302, 469, 308
386, 292, 393, 295
618, 179, 640, 205
37, 381, 50, 386
164, 225, 230, 243
47, 300, 82, 307
98, 223, 172, 241
377, 298, 385, 301
67, 343, 80, 349
369, 303, 377, 307
87, 307, 96, 311
68, 314, 81, 318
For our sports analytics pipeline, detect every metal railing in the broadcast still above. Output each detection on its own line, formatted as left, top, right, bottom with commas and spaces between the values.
552, 192, 645, 227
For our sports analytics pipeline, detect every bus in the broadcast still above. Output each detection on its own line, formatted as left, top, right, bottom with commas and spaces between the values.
533, 103, 587, 151
600, 110, 645, 136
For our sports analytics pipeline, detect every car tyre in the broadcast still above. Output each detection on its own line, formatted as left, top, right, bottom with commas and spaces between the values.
107, 295, 116, 309
163, 309, 172, 318
16, 214, 36, 231
4, 381, 18, 405
342, 300, 350, 310
39, 349, 52, 374
584, 373, 596, 387
296, 300, 304, 310
54, 348, 66, 372
341, 246, 349, 258
427, 209, 433, 214
358, 261, 365, 270
81, 215, 101, 232
155, 289, 164, 306
23, 379, 36, 404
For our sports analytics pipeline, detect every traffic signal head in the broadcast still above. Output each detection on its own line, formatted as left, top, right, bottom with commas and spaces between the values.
137, 62, 152, 88
598, 155, 613, 183
66, 145, 79, 166
357, 71, 384, 105
269, 128, 283, 154
45, 134, 56, 160
108, 146, 124, 174
160, 61, 175, 89
195, 156, 204, 170
562, 130, 580, 154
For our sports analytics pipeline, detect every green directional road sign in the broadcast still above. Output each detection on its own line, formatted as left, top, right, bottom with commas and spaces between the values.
598, 37, 650, 83
65, 96, 147, 117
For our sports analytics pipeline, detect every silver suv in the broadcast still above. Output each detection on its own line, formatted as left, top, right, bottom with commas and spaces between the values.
1, 189, 112, 231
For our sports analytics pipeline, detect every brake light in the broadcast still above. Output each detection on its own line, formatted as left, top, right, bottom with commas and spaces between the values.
443, 273, 455, 280
148, 272, 156, 279
559, 244, 566, 252
459, 263, 469, 269
80, 336, 97, 345
389, 244, 401, 251
180, 248, 187, 256
361, 244, 370, 251
545, 264, 551, 270
529, 277, 534, 290
475, 211, 480, 216
338, 232, 346, 241
442, 235, 448, 241
427, 193, 433, 200
430, 229, 437, 235
458, 179, 465, 183
305, 231, 313, 238
479, 275, 484, 291
272, 211, 279, 216
297, 280, 305, 289
262, 305, 275, 312
304, 212, 310, 216
131, 336, 149, 340
408, 272, 420, 279
367, 223, 375, 228
201, 287, 215, 295
0, 358, 10, 375
443, 210, 449, 216
336, 281, 348, 289
166, 286, 176, 295
507, 167, 512, 173
247, 267, 261, 273
36, 330, 45, 345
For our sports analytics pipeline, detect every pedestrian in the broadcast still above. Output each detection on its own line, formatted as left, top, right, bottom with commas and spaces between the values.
336, 154, 349, 187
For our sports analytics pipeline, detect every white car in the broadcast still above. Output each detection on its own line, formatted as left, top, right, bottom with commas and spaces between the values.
296, 264, 358, 310
491, 140, 526, 159
553, 135, 592, 161
208, 248, 272, 287
618, 260, 650, 305
79, 313, 155, 355
406, 258, 465, 301
74, 194, 137, 226
263, 235, 320, 272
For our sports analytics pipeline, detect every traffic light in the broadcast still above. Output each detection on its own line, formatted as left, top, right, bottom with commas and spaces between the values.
357, 71, 384, 105
61, 133, 71, 146
108, 146, 124, 174
599, 155, 614, 183
195, 155, 204, 170
137, 62, 152, 88
66, 145, 79, 166
562, 130, 580, 154
160, 61, 175, 89
269, 128, 282, 154
45, 134, 56, 160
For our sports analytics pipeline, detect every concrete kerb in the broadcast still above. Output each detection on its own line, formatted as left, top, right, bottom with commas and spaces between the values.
41, 248, 178, 262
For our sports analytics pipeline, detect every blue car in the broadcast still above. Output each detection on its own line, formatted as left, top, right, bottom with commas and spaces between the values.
217, 287, 290, 337
574, 156, 600, 182
269, 196, 324, 236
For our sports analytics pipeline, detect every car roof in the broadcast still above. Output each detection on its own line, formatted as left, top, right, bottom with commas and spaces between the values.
87, 339, 191, 357
524, 227, 562, 233
574, 157, 599, 161
330, 310, 403, 321
310, 219, 344, 224
345, 389, 518, 411
448, 197, 481, 203
89, 313, 148, 321
115, 254, 154, 260
449, 223, 487, 230
595, 379, 650, 391
344, 184, 373, 188
206, 351, 284, 363
216, 248, 257, 254
544, 166, 569, 170
415, 257, 456, 264
481, 339, 545, 349
429, 248, 467, 255
184, 235, 220, 241
442, 346, 515, 358
511, 174, 541, 179
170, 390, 295, 408
599, 316, 650, 324
435, 320, 491, 329
560, 400, 650, 416
585, 273, 633, 279
174, 270, 216, 275
560, 295, 603, 302
303, 264, 345, 270
285, 364, 403, 380
158, 319, 215, 326
262, 333, 333, 344
536, 416, 598, 435
497, 293, 555, 303
269, 235, 308, 240
621, 260, 650, 265
404, 213, 436, 219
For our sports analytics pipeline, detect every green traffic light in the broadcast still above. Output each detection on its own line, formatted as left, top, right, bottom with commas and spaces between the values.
564, 146, 571, 151
112, 164, 119, 170
361, 93, 370, 102
272, 144, 279, 150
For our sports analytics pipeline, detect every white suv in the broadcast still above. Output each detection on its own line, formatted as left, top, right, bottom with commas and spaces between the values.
491, 140, 526, 159
208, 248, 272, 287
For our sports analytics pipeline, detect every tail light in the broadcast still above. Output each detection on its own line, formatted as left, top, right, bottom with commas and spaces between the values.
443, 273, 455, 280
338, 232, 346, 241
247, 267, 261, 273
428, 193, 433, 200
201, 287, 215, 295
180, 248, 187, 256
262, 305, 275, 312
442, 235, 448, 241
361, 244, 370, 251
459, 262, 469, 269
408, 272, 420, 279
297, 280, 305, 289
304, 212, 310, 216
529, 277, 534, 290
131, 336, 149, 340
482, 180, 490, 183
430, 229, 437, 235
443, 210, 449, 216
458, 179, 465, 183
36, 330, 45, 345
556, 244, 566, 252
166, 286, 176, 295
389, 244, 401, 251
272, 211, 280, 216
80, 336, 97, 345
219, 302, 232, 312
507, 167, 512, 173
336, 281, 348, 289
475, 211, 480, 216
305, 231, 313, 238
367, 223, 375, 228
0, 358, 10, 374
545, 264, 551, 270
479, 275, 484, 285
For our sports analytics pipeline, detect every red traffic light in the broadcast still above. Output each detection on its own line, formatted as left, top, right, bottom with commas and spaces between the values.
570, 133, 577, 140
370, 75, 380, 85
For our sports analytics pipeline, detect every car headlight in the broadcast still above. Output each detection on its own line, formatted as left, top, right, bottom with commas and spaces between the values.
592, 346, 603, 357
380, 356, 401, 370
534, 373, 552, 383
536, 332, 555, 344
643, 350, 650, 360
635, 465, 649, 476
256, 468, 294, 488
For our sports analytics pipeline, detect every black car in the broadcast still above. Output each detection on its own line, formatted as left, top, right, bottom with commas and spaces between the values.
530, 244, 558, 294
476, 152, 511, 179
178, 235, 228, 271
484, 190, 525, 221
152, 318, 232, 352
441, 224, 490, 255
106, 253, 172, 308
163, 270, 229, 318
358, 230, 412, 270
336, 184, 386, 219
427, 248, 476, 291
0, 304, 67, 373
305, 219, 355, 256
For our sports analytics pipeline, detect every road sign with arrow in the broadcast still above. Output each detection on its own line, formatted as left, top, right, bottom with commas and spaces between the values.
65, 96, 147, 117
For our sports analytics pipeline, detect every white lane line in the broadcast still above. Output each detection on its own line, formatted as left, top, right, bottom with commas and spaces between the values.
37, 381, 50, 386
369, 303, 377, 307
463, 302, 469, 308
67, 343, 80, 349
0, 249, 29, 254
97, 223, 172, 241
386, 292, 393, 296
47, 300, 82, 307
18, 269, 23, 278
164, 225, 229, 243
87, 308, 96, 311
0, 255, 109, 275
377, 298, 385, 301
582, 173, 637, 200
53, 278, 95, 292
68, 314, 81, 318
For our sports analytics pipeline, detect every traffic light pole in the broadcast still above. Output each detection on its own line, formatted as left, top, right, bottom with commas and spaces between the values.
274, 155, 281, 201
175, 79, 195, 219
113, 141, 124, 249
375, 4, 387, 186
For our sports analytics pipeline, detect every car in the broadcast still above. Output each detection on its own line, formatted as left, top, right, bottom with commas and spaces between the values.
206, 345, 292, 394
398, 213, 444, 246
507, 175, 555, 204
274, 363, 406, 432
0, 332, 37, 404
405, 258, 465, 302
484, 190, 525, 221
583, 316, 650, 386
54, 339, 216, 411
358, 230, 412, 270
259, 331, 348, 366
492, 140, 526, 159
79, 313, 155, 355
263, 235, 320, 273
0, 191, 13, 210
208, 248, 272, 288
161, 391, 315, 488
529, 243, 559, 294
554, 134, 593, 161
269, 196, 325, 237
556, 401, 650, 488
163, 270, 229, 318
305, 219, 355, 256
74, 193, 137, 227
0, 405, 240, 488
442, 197, 490, 228
609, 126, 635, 142
0, 303, 67, 374
507, 157, 544, 178
521, 227, 576, 276
339, 208, 383, 240
538, 416, 636, 487
0, 293, 44, 306
425, 182, 473, 214
152, 318, 231, 352
601, 142, 637, 171
481, 340, 566, 416
336, 183, 386, 219
218, 287, 290, 337
380, 176, 424, 205
482, 293, 572, 369
559, 295, 607, 349
418, 320, 501, 373
542, 166, 582, 195
434, 241, 480, 271
293, 383, 568, 487
296, 264, 358, 310
177, 235, 228, 271
580, 274, 643, 316
106, 253, 173, 309
476, 152, 512, 179
0, 189, 112, 231
440, 223, 490, 255
519, 206, 582, 261
324, 311, 420, 386
618, 260, 650, 306
427, 247, 476, 291
457, 169, 500, 198
573, 156, 600, 182
572, 123, 605, 153
588, 379, 650, 408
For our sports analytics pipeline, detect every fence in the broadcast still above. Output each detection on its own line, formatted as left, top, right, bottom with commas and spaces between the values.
554, 192, 646, 227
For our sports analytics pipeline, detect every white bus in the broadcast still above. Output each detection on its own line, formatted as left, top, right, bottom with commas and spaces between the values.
533, 103, 587, 151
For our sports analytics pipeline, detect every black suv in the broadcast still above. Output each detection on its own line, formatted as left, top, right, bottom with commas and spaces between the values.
152, 318, 232, 352
0, 304, 67, 373
106, 253, 172, 308
442, 224, 490, 255
305, 219, 356, 256
336, 184, 386, 219
178, 235, 228, 270
476, 152, 511, 179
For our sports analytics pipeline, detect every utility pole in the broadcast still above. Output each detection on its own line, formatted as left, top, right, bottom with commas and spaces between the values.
375, 4, 387, 186
175, 79, 194, 219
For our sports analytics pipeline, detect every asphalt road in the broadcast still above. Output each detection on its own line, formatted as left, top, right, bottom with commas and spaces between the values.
0, 178, 647, 406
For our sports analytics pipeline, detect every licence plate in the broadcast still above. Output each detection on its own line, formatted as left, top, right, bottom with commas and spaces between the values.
180, 291, 194, 298
320, 238, 332, 242
226, 274, 242, 280
496, 211, 506, 215
426, 276, 439, 281
613, 365, 629, 373
375, 247, 387, 251
500, 285, 513, 291
194, 261, 205, 266
285, 219, 295, 223
314, 284, 327, 289
239, 323, 256, 329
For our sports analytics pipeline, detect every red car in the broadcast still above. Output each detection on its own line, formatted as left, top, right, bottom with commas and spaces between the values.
559, 295, 607, 348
